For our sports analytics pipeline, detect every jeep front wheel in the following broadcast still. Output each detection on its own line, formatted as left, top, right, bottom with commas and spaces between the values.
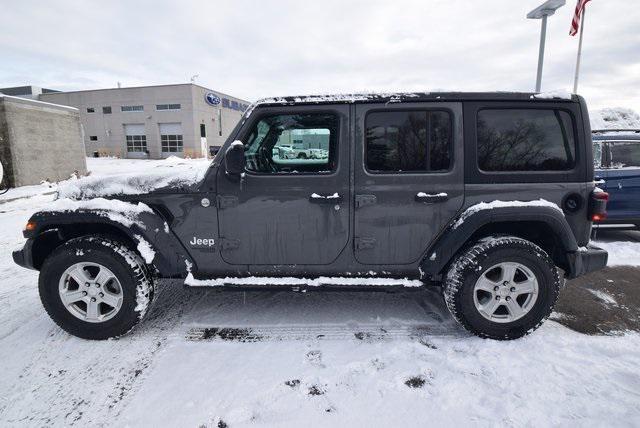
39, 236, 154, 340
443, 236, 560, 340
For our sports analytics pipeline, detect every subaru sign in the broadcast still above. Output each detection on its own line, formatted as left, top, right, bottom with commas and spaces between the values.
205, 92, 221, 106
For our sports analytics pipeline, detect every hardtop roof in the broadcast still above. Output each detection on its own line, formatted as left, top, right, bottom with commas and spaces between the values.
252, 91, 578, 108
592, 129, 640, 141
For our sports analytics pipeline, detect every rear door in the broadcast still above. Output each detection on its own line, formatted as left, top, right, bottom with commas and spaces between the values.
353, 102, 464, 264
606, 140, 640, 221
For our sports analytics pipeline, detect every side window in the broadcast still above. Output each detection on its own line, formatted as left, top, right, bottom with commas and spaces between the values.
593, 142, 604, 168
477, 109, 576, 171
610, 142, 640, 168
365, 110, 452, 173
243, 113, 338, 174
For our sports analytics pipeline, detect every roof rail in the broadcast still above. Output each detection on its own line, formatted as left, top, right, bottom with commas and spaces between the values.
592, 129, 640, 134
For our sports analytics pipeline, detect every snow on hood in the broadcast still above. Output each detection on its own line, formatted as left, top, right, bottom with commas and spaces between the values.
57, 156, 210, 200
46, 197, 154, 228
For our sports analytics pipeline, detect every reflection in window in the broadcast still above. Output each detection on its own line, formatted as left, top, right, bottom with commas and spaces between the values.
477, 109, 575, 171
366, 110, 452, 172
243, 114, 338, 174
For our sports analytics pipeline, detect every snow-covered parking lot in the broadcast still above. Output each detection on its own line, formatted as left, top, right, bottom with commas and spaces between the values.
1, 158, 640, 427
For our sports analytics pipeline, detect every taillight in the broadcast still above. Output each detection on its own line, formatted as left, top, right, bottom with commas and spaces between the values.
589, 188, 609, 222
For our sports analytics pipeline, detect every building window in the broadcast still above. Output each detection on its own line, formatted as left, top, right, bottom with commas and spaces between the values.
477, 109, 576, 171
156, 103, 181, 111
102, 106, 112, 114
87, 107, 95, 113
222, 98, 230, 108
200, 124, 206, 138
161, 134, 183, 153
89, 136, 98, 141
126, 135, 147, 152
231, 100, 239, 110
218, 110, 222, 136
159, 123, 183, 153
121, 105, 144, 112
366, 110, 452, 173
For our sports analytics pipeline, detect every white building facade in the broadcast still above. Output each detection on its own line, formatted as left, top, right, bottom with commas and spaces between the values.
40, 84, 249, 159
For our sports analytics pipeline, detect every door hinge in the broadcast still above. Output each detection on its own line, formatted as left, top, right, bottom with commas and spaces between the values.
219, 238, 240, 250
355, 194, 377, 209
355, 237, 376, 250
217, 195, 238, 209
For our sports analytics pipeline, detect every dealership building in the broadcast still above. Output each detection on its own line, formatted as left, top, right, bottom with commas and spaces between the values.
36, 84, 250, 159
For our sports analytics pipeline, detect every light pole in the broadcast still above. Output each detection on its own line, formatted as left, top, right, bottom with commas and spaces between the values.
527, 0, 566, 92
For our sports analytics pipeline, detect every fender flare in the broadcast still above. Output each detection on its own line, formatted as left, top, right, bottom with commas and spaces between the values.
420, 206, 578, 277
24, 209, 188, 277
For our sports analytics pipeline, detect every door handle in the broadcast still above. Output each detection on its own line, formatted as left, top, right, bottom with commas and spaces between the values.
415, 192, 448, 203
309, 192, 342, 204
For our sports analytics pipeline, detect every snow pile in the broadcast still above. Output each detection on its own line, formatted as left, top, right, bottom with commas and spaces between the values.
453, 199, 563, 229
592, 240, 640, 266
531, 90, 573, 100
46, 198, 153, 227
57, 156, 210, 200
185, 274, 423, 288
590, 107, 640, 130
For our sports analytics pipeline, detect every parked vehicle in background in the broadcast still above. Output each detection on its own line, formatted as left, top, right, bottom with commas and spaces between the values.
593, 129, 640, 229
13, 92, 608, 341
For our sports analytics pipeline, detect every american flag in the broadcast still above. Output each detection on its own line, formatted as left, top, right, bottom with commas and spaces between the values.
570, 0, 591, 36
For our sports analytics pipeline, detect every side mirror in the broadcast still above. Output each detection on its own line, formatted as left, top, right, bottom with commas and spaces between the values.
224, 141, 245, 176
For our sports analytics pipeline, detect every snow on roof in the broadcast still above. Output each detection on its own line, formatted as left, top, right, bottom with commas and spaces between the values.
531, 90, 573, 100
0, 94, 79, 111
243, 91, 576, 120
590, 107, 640, 130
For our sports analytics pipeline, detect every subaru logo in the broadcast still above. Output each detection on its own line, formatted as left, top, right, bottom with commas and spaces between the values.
205, 92, 221, 106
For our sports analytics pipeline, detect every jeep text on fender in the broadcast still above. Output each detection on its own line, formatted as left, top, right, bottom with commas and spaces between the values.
13, 92, 608, 340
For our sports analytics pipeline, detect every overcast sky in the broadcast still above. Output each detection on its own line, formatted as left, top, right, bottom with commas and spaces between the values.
1, 0, 638, 111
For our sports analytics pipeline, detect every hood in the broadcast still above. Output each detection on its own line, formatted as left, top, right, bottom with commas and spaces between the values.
57, 156, 210, 200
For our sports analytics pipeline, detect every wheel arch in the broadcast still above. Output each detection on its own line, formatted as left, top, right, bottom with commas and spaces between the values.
421, 206, 578, 279
25, 210, 188, 278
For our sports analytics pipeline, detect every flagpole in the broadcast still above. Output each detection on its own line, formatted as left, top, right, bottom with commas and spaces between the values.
573, 8, 586, 93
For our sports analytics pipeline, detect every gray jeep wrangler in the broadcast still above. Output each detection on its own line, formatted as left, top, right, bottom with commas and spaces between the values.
13, 92, 608, 340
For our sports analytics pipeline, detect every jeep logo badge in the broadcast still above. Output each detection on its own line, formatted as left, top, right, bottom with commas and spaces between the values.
190, 237, 215, 247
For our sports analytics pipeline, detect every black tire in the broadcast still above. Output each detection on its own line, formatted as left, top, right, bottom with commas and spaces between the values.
39, 236, 154, 340
443, 236, 560, 340
297, 153, 307, 159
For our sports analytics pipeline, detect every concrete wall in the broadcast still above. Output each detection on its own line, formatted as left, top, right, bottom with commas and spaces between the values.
41, 84, 248, 159
0, 95, 87, 187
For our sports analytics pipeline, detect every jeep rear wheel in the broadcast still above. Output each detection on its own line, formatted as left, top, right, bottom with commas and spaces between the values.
39, 236, 154, 340
443, 236, 560, 340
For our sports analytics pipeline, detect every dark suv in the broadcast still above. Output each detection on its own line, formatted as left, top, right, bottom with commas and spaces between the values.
593, 129, 640, 229
13, 92, 608, 340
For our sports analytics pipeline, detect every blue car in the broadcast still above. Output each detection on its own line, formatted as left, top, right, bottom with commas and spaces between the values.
593, 129, 640, 229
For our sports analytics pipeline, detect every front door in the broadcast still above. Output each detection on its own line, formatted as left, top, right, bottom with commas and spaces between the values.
354, 102, 464, 264
216, 105, 350, 265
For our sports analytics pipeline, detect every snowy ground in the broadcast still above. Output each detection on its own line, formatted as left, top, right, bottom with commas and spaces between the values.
1, 158, 640, 427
